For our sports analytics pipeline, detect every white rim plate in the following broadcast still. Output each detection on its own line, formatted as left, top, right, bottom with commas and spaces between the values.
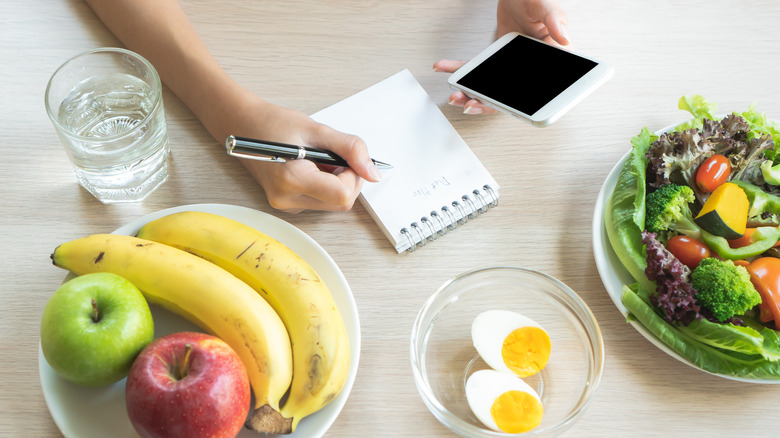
39, 203, 362, 436
592, 126, 780, 384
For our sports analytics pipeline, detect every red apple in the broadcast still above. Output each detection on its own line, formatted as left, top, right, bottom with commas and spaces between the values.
125, 332, 250, 438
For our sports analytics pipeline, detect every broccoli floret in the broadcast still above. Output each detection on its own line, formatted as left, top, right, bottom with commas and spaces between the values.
645, 183, 701, 240
690, 258, 761, 322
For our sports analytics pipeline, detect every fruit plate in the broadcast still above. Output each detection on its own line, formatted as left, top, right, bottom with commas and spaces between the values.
39, 203, 362, 437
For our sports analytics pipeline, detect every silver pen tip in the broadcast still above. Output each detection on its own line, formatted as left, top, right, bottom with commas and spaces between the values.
373, 159, 393, 169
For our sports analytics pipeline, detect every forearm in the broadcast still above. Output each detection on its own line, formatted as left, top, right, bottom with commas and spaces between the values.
84, 0, 261, 143
85, 0, 378, 213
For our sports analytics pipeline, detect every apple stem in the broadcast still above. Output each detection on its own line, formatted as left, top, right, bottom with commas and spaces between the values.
90, 297, 101, 323
177, 343, 193, 380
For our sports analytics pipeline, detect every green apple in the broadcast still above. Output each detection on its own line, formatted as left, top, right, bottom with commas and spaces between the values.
40, 272, 154, 386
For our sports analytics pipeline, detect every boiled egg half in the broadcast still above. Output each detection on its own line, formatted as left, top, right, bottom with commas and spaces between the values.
472, 309, 551, 378
466, 369, 544, 433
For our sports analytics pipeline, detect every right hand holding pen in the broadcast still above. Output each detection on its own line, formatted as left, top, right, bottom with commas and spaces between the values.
236, 101, 381, 213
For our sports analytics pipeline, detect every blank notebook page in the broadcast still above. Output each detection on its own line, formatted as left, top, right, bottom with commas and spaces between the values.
311, 69, 499, 253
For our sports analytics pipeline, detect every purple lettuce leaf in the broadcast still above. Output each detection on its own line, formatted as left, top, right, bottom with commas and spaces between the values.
641, 230, 702, 325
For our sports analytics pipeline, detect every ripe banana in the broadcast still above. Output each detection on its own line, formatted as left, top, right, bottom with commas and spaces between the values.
137, 211, 351, 433
50, 233, 294, 428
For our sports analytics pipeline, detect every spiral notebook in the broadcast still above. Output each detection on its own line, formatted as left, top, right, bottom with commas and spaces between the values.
311, 69, 500, 253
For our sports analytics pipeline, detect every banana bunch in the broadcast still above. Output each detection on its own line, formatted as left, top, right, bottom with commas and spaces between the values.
51, 211, 351, 434
50, 234, 295, 429
137, 211, 351, 433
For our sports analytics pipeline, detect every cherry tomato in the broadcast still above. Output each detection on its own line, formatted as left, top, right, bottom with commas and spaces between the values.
747, 257, 780, 324
734, 259, 751, 268
696, 154, 731, 193
666, 235, 711, 269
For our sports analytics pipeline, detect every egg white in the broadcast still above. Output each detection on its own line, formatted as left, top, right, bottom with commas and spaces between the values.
471, 309, 549, 376
465, 369, 543, 433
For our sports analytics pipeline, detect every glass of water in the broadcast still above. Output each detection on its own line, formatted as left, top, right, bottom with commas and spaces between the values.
45, 47, 169, 203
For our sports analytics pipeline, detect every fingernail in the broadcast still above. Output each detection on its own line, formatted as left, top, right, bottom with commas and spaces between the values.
367, 162, 382, 181
448, 98, 457, 106
463, 105, 483, 115
560, 23, 570, 43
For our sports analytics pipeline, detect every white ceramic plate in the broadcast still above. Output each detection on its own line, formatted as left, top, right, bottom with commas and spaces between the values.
592, 138, 780, 383
39, 204, 362, 437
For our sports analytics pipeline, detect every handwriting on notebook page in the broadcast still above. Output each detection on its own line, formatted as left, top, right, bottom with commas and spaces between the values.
411, 176, 453, 199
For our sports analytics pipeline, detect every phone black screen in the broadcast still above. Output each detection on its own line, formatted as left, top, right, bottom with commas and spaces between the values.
456, 36, 598, 116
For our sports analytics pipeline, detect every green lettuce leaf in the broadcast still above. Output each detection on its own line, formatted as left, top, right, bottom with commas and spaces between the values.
621, 284, 780, 379
604, 128, 656, 291
739, 103, 780, 161
679, 317, 780, 361
759, 327, 780, 360
679, 95, 718, 120
673, 95, 717, 131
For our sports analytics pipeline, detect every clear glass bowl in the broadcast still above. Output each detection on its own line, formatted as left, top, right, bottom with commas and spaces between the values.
410, 267, 604, 437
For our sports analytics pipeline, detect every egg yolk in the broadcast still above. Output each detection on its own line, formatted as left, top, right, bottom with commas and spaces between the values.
501, 326, 551, 377
490, 389, 544, 433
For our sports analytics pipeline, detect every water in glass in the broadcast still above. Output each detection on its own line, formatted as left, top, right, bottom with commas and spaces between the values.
56, 72, 169, 203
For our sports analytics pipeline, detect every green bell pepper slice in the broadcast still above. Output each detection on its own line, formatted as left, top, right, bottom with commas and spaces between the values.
700, 227, 780, 260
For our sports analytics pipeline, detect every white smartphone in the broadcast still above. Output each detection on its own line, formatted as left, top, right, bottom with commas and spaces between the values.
448, 32, 613, 127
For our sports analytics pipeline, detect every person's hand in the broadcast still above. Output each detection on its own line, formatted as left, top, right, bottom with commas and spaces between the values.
85, 0, 382, 214
434, 0, 569, 115
231, 98, 382, 213
496, 0, 568, 46
432, 59, 499, 115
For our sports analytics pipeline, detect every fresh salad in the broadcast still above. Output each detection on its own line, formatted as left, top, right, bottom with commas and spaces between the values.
605, 95, 780, 379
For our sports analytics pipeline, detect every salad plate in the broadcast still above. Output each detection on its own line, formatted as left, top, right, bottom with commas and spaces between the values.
593, 117, 780, 383
591, 149, 728, 377
39, 204, 362, 437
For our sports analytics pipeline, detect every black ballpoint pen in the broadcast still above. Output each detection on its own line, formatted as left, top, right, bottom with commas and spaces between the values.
225, 135, 392, 169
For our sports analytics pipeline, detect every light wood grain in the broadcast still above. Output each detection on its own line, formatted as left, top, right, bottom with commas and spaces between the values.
5, 0, 780, 436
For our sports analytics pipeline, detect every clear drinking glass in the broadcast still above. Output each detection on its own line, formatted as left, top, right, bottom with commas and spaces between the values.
45, 47, 169, 203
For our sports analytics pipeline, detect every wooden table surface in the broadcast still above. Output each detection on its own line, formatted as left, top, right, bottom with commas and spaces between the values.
4, 0, 780, 436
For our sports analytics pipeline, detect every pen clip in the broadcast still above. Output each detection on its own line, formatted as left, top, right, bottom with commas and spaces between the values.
225, 135, 288, 163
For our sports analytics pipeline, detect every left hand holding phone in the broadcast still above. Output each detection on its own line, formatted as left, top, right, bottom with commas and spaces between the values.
434, 59, 499, 115
495, 0, 569, 47
433, 0, 570, 115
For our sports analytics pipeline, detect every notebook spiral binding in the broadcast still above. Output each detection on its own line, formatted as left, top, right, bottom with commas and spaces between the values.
400, 184, 498, 252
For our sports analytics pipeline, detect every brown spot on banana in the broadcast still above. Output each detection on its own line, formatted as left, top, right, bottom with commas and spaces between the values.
227, 315, 268, 376
323, 392, 336, 405
236, 240, 256, 260
307, 353, 323, 390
